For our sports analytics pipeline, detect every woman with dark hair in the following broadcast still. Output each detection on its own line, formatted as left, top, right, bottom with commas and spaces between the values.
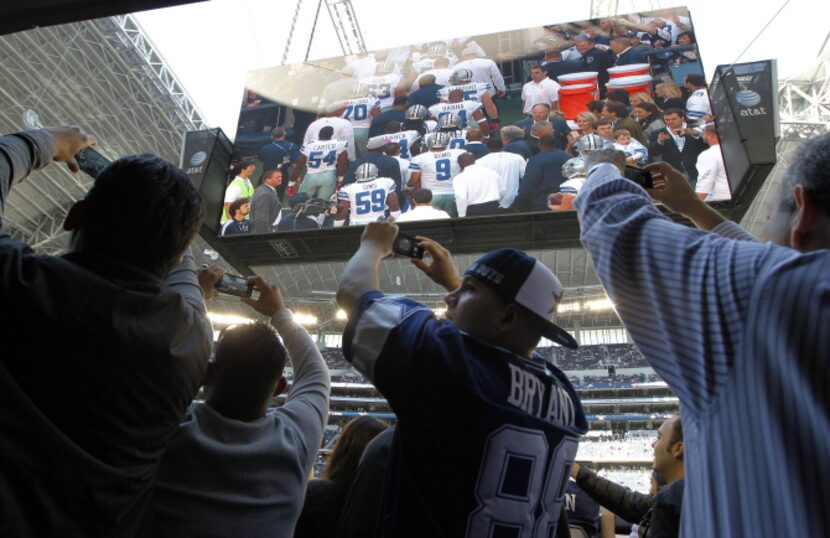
673, 32, 698, 63
632, 102, 667, 139
294, 416, 387, 538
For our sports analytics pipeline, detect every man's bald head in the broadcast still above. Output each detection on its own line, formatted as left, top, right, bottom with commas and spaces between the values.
466, 129, 483, 142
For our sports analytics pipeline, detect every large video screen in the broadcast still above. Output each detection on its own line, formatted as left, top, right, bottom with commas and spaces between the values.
219, 6, 726, 236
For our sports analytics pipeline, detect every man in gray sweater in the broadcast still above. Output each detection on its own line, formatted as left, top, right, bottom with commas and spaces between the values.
152, 276, 331, 537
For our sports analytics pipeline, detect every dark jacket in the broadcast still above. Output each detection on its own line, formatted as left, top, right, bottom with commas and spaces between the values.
464, 141, 489, 160
258, 140, 299, 177
503, 139, 533, 161
510, 148, 571, 212
295, 479, 345, 538
0, 131, 211, 537
407, 84, 444, 109
368, 108, 408, 138
516, 117, 571, 151
615, 47, 647, 65
575, 466, 683, 538
648, 127, 708, 184
251, 183, 282, 234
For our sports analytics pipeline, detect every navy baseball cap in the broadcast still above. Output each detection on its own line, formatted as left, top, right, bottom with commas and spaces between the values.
464, 249, 578, 349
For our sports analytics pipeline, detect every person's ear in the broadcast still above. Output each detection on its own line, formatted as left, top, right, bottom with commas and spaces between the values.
273, 376, 288, 397
671, 441, 684, 460
790, 185, 816, 250
63, 200, 86, 231
496, 303, 521, 333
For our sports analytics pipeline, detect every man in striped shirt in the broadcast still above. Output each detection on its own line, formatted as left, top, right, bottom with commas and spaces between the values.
573, 144, 830, 537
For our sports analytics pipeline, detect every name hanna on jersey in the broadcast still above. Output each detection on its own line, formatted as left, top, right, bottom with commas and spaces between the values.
507, 363, 576, 427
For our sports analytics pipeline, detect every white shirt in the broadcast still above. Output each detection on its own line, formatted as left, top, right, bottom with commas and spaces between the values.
685, 88, 711, 124
303, 117, 355, 160
453, 164, 501, 217
408, 149, 466, 194
300, 139, 348, 174
338, 96, 381, 129
395, 205, 451, 222
695, 144, 731, 201
521, 78, 561, 113
342, 54, 377, 79
476, 151, 527, 208
454, 58, 506, 93
337, 177, 397, 225
223, 176, 253, 204
428, 101, 482, 129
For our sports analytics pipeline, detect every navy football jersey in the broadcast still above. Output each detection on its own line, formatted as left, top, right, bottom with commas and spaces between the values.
343, 291, 588, 538
565, 480, 601, 537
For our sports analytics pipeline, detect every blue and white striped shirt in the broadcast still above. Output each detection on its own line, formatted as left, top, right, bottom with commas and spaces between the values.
574, 164, 830, 537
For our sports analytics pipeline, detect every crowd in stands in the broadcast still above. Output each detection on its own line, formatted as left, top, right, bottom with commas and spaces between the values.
539, 342, 650, 369
577, 435, 656, 462
221, 8, 730, 235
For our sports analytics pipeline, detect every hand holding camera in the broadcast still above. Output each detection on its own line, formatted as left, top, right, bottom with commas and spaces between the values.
411, 236, 462, 292
241, 276, 285, 317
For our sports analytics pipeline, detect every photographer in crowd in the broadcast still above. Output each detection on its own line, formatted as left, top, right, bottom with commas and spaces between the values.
0, 126, 212, 535
336, 222, 587, 537
573, 146, 829, 537
152, 275, 330, 538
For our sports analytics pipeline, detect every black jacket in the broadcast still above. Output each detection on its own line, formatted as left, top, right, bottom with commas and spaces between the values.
648, 127, 708, 184
575, 466, 683, 538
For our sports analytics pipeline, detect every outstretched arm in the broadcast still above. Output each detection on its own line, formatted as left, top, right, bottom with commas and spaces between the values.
336, 221, 398, 314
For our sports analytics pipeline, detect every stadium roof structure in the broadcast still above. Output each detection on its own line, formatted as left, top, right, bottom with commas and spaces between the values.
1, 13, 828, 338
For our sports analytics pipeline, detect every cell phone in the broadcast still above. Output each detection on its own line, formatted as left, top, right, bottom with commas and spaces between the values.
623, 165, 654, 189
75, 147, 111, 179
392, 232, 424, 259
215, 273, 253, 297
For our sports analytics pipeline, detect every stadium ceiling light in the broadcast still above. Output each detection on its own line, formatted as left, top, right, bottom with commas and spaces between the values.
585, 299, 615, 311
557, 302, 581, 313
293, 312, 319, 326
432, 307, 447, 318
336, 309, 348, 320
207, 312, 255, 326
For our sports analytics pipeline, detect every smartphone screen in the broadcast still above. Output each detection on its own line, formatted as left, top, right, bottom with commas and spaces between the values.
623, 165, 654, 190
216, 274, 253, 297
75, 147, 111, 179
392, 233, 424, 259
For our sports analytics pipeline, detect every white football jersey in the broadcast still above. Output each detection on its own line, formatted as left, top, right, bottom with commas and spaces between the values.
338, 177, 396, 225
408, 149, 466, 194
367, 130, 422, 159
300, 139, 348, 173
428, 101, 482, 129
438, 82, 491, 102
360, 73, 403, 110
339, 96, 381, 129
303, 117, 355, 160
444, 129, 468, 150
